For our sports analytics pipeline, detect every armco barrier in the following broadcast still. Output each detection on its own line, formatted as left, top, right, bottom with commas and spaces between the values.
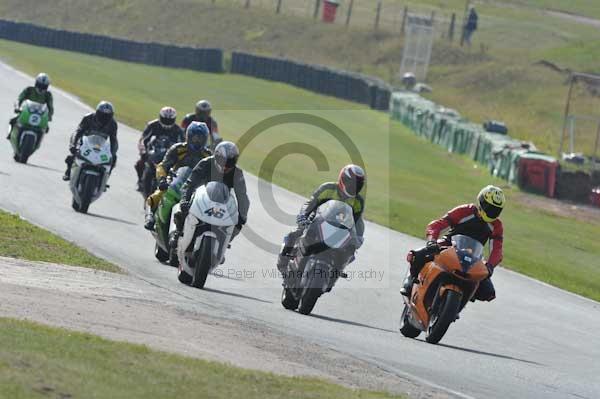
231, 51, 391, 111
0, 19, 223, 73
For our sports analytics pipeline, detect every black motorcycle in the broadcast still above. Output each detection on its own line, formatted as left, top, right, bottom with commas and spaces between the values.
281, 200, 360, 315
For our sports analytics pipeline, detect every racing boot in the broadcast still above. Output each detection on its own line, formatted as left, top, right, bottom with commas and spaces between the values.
400, 275, 415, 297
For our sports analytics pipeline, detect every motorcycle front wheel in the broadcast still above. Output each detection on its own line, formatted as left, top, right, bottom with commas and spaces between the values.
426, 289, 462, 344
192, 236, 216, 289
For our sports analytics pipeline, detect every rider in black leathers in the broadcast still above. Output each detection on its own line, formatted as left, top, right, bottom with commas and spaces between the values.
62, 101, 118, 181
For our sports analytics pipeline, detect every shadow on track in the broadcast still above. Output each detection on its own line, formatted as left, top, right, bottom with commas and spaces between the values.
87, 212, 137, 226
203, 287, 272, 304
436, 342, 544, 366
310, 313, 396, 333
27, 163, 63, 173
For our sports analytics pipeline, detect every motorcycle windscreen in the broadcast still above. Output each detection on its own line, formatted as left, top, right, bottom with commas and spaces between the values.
81, 135, 112, 165
319, 221, 352, 249
451, 234, 484, 272
190, 183, 239, 227
317, 200, 355, 230
169, 166, 192, 193
25, 101, 48, 114
148, 136, 171, 164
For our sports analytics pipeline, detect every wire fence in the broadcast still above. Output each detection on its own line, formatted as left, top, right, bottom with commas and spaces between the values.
206, 0, 462, 39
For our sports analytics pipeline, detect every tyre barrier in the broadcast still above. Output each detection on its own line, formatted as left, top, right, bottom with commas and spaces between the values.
0, 19, 224, 73
231, 51, 391, 111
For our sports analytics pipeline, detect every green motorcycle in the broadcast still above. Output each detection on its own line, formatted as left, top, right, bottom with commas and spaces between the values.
9, 100, 49, 163
152, 166, 192, 266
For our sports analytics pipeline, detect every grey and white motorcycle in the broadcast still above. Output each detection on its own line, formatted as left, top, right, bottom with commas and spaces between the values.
69, 134, 112, 213
281, 200, 361, 315
177, 181, 238, 289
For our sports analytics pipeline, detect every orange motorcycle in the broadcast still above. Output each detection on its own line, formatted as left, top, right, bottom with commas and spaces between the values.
400, 235, 490, 344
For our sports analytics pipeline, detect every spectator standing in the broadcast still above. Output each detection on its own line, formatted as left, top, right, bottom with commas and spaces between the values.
463, 6, 478, 46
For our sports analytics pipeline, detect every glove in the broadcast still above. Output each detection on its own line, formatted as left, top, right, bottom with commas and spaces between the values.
237, 215, 247, 227
48, 115, 53, 122
296, 213, 309, 227
69, 146, 78, 155
486, 263, 494, 277
426, 240, 440, 253
158, 177, 169, 191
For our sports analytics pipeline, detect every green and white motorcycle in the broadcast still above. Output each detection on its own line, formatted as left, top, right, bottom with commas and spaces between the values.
8, 100, 49, 163
152, 166, 192, 266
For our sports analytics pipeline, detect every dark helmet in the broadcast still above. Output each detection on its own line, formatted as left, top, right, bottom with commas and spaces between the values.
337, 164, 366, 198
195, 99, 212, 121
186, 121, 209, 151
159, 106, 177, 128
95, 101, 114, 126
35, 73, 50, 92
214, 141, 239, 174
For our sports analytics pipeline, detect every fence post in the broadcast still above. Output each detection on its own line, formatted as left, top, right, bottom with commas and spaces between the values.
245, 0, 250, 9
400, 6, 408, 36
374, 1, 382, 31
276, 0, 282, 14
430, 11, 435, 24
313, 0, 321, 19
448, 13, 455, 41
346, 0, 354, 27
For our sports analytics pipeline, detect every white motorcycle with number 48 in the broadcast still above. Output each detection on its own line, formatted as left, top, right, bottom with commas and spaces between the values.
177, 181, 239, 289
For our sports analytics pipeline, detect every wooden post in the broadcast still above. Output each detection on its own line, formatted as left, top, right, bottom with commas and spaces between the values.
313, 0, 321, 19
400, 6, 408, 36
374, 1, 382, 31
430, 10, 435, 25
448, 13, 456, 41
346, 0, 354, 27
593, 122, 600, 168
559, 75, 576, 157
276, 0, 282, 14
245, 0, 250, 9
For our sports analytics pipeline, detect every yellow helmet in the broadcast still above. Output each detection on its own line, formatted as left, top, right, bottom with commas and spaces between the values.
477, 185, 505, 222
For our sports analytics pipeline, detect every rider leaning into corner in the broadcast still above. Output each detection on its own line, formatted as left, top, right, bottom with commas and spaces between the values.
172, 141, 249, 249
180, 100, 222, 149
144, 122, 212, 231
277, 164, 367, 274
135, 106, 184, 192
7, 73, 54, 138
62, 101, 118, 181
400, 185, 505, 302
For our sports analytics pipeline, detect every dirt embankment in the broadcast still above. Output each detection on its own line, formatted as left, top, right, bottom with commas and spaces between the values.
0, 257, 455, 399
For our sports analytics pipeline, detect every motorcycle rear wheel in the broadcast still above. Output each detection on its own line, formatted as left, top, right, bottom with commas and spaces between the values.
426, 290, 462, 344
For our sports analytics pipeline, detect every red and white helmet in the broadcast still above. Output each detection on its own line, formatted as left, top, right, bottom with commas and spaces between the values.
159, 106, 177, 128
337, 164, 365, 198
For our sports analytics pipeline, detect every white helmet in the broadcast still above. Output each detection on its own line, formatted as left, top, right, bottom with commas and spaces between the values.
159, 106, 177, 128
35, 73, 50, 91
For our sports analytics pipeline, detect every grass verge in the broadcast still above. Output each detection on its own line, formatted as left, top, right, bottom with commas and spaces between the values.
0, 39, 598, 301
0, 317, 403, 399
0, 209, 119, 272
